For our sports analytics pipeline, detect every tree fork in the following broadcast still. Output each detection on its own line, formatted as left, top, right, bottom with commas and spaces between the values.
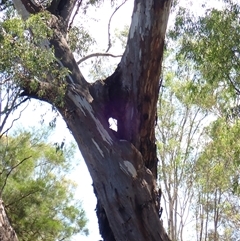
11, 0, 173, 240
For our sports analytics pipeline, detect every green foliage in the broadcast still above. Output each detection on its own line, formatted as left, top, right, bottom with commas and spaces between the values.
156, 69, 208, 240
0, 127, 88, 241
114, 24, 129, 49
0, 13, 68, 106
68, 26, 95, 56
1, 13, 54, 70
197, 117, 240, 185
169, 2, 240, 111
193, 117, 240, 238
160, 2, 240, 239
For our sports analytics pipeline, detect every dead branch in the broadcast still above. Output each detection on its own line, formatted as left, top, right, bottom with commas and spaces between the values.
77, 52, 122, 65
68, 0, 83, 32
106, 0, 128, 52
0, 101, 29, 138
0, 86, 29, 134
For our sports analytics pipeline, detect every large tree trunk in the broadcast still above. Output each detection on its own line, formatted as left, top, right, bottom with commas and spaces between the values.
0, 199, 19, 241
10, 0, 173, 240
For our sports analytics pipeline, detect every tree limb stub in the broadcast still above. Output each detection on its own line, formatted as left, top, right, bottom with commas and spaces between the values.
11, 0, 173, 240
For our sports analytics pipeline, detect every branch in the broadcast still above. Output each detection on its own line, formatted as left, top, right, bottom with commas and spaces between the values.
0, 101, 29, 138
0, 97, 29, 115
0, 156, 32, 195
116, 0, 173, 176
5, 189, 39, 209
58, 0, 78, 28
106, 0, 128, 52
13, 0, 42, 18
47, 0, 76, 17
0, 88, 22, 133
68, 0, 83, 31
227, 74, 240, 95
0, 96, 29, 134
0, 1, 13, 11
0, 77, 11, 86
77, 52, 122, 65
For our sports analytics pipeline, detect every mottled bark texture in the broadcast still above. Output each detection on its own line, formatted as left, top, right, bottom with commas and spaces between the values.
0, 199, 19, 241
8, 0, 173, 240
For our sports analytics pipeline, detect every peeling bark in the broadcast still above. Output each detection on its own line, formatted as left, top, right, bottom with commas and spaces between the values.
119, 0, 172, 178
7, 0, 173, 240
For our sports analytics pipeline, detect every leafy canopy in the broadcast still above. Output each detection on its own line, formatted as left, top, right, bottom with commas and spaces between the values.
0, 127, 88, 241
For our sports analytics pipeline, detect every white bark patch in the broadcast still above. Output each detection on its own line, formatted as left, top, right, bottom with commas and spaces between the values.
70, 93, 87, 116
69, 92, 113, 145
92, 138, 104, 157
120, 161, 137, 178
139, 49, 142, 60
13, 0, 30, 20
141, 179, 148, 187
129, 2, 151, 40
129, 2, 141, 39
145, 2, 151, 30
56, 59, 75, 85
56, 36, 75, 85
36, 37, 76, 85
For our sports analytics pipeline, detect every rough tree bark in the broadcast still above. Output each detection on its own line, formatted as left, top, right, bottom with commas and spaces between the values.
5, 0, 173, 240
0, 199, 19, 241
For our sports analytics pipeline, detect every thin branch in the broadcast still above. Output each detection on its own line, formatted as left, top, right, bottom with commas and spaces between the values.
0, 77, 11, 86
0, 88, 29, 134
5, 188, 39, 208
59, 0, 78, 27
0, 88, 22, 133
227, 74, 240, 95
0, 96, 29, 116
68, 0, 83, 32
77, 52, 122, 65
106, 0, 128, 52
0, 100, 29, 138
0, 156, 32, 195
0, 2, 13, 11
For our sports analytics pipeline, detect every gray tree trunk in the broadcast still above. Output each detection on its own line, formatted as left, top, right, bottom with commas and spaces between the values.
0, 199, 19, 241
4, 1, 173, 240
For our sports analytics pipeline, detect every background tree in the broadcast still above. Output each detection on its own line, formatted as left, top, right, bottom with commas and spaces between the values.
157, 69, 208, 241
158, 1, 240, 240
193, 118, 240, 241
169, 0, 240, 109
0, 127, 88, 241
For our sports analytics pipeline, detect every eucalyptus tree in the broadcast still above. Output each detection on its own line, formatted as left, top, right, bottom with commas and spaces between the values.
155, 45, 213, 240
193, 117, 240, 241
167, 2, 240, 240
170, 1, 240, 112
0, 0, 173, 240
